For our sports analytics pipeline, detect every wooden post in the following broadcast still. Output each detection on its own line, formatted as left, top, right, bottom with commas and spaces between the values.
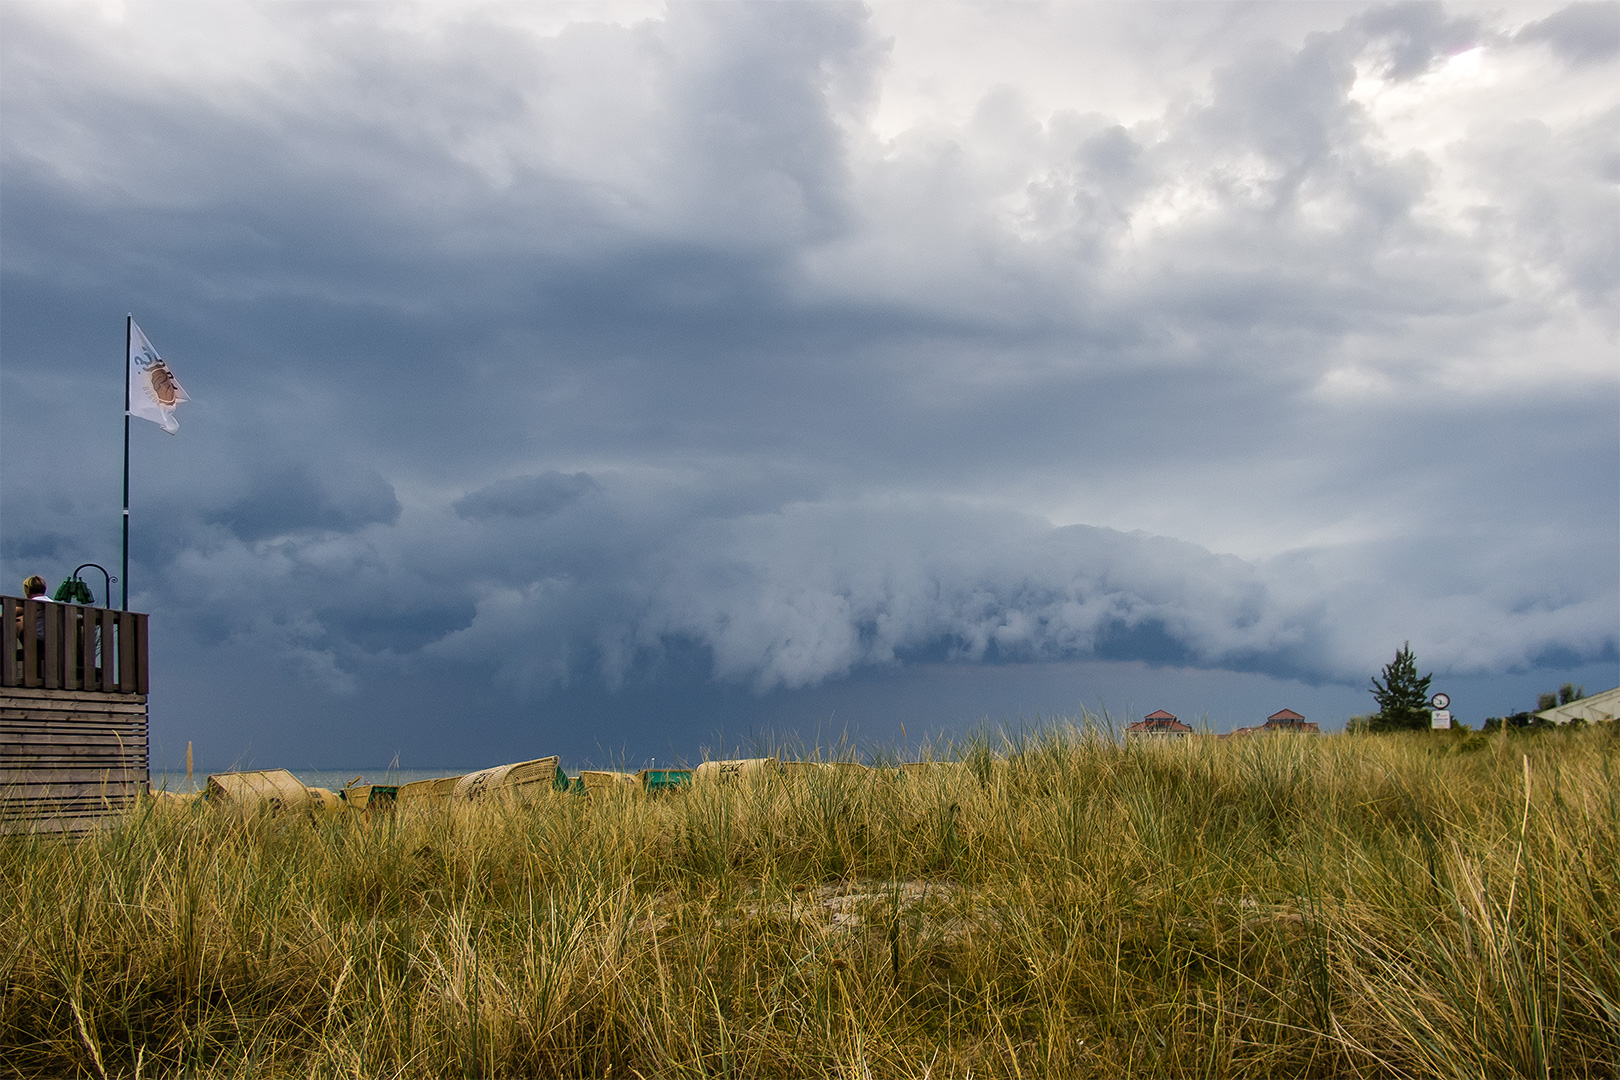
133, 613, 149, 695
2, 598, 17, 687
99, 609, 116, 692
22, 601, 40, 689
58, 605, 76, 691
41, 602, 60, 689
117, 612, 135, 692
80, 607, 97, 693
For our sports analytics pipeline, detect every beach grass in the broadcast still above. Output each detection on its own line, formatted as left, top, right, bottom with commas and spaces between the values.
2, 720, 1616, 1078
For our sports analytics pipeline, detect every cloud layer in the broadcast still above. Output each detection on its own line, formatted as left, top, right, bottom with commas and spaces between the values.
2, 1, 1614, 759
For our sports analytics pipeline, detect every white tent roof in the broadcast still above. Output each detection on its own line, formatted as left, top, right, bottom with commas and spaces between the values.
1534, 685, 1619, 725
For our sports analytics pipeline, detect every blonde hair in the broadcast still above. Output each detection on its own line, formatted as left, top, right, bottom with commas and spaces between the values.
21, 575, 47, 597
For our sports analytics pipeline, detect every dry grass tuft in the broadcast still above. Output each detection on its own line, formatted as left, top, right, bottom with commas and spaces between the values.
3, 720, 1616, 1077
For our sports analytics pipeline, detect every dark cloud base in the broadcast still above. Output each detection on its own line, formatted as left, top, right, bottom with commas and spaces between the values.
147, 642, 1620, 775
3, 1, 1616, 769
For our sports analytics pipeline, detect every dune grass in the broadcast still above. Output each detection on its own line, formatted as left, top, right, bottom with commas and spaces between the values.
2, 720, 1617, 1078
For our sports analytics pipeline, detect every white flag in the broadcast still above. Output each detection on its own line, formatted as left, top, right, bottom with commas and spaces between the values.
128, 319, 188, 434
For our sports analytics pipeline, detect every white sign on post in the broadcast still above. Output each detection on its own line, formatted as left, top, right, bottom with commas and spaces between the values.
1430, 710, 1452, 729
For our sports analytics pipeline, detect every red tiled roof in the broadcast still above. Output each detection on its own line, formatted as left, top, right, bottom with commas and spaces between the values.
1127, 717, 1194, 734
1253, 719, 1321, 734
1229, 719, 1320, 736
1143, 709, 1177, 720
1268, 708, 1306, 721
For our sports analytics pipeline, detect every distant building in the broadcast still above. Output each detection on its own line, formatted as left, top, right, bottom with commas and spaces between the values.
1263, 708, 1320, 733
1228, 708, 1321, 737
1127, 709, 1194, 737
1534, 686, 1618, 726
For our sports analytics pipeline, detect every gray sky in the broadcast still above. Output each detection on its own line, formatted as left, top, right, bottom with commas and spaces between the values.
3, 1, 1615, 771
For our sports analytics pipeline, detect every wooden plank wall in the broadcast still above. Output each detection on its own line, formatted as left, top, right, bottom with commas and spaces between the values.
1, 687, 149, 834
2, 598, 148, 694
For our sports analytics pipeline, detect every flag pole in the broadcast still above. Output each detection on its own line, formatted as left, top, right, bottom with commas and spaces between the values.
122, 314, 131, 611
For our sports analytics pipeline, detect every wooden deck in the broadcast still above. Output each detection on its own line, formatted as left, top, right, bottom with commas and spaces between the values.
2, 598, 149, 834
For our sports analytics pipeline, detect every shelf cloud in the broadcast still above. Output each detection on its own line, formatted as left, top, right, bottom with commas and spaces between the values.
2, 1, 1614, 761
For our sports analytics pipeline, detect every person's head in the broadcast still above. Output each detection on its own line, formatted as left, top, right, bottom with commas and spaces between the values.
21, 575, 47, 598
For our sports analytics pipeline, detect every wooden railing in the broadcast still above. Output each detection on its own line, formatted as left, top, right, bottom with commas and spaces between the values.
1, 597, 148, 694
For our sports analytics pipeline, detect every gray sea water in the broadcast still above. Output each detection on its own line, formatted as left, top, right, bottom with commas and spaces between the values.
149, 768, 462, 794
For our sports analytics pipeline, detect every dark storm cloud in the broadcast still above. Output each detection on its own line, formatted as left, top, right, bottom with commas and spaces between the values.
1353, 2, 1483, 80
1516, 2, 1620, 65
132, 459, 1613, 704
455, 472, 601, 521
211, 462, 401, 541
2, 1, 1614, 763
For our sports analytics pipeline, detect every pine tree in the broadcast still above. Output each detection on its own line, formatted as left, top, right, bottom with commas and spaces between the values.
1369, 643, 1433, 732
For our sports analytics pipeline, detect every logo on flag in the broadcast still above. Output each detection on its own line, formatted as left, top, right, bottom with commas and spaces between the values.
128, 320, 188, 433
